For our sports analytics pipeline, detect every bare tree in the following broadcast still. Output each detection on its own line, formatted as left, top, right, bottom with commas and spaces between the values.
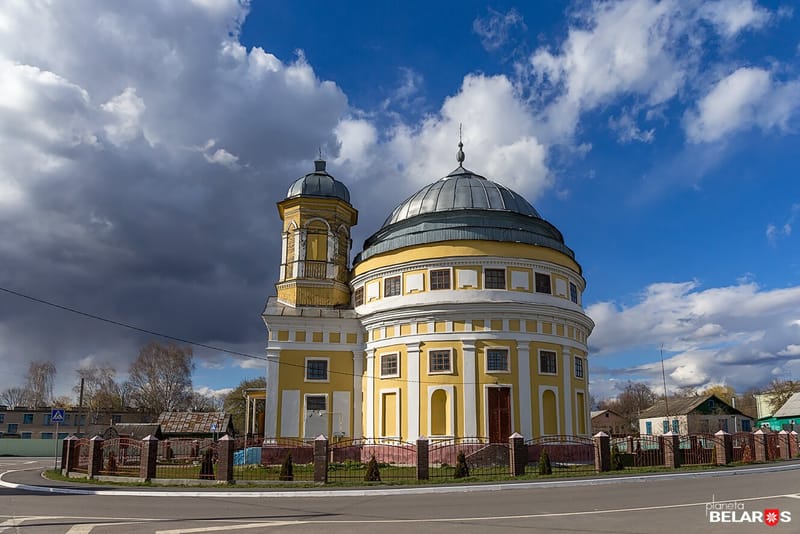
0, 387, 29, 407
189, 391, 222, 412
764, 379, 800, 412
701, 384, 736, 405
599, 381, 657, 431
25, 361, 56, 407
75, 365, 126, 420
51, 395, 74, 408
127, 341, 194, 415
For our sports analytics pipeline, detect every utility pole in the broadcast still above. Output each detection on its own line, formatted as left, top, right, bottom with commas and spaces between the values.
660, 344, 670, 430
76, 377, 85, 436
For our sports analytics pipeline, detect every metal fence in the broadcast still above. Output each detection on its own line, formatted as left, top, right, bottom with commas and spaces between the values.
233, 438, 314, 481
156, 438, 217, 479
731, 432, 754, 463
99, 437, 142, 476
678, 434, 721, 465
72, 438, 90, 474
525, 435, 597, 476
328, 438, 417, 481
428, 437, 509, 479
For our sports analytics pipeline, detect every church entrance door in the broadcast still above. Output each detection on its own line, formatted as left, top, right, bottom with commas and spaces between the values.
488, 387, 511, 443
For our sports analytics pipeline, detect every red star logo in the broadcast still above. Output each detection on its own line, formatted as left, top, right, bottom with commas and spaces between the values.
764, 509, 780, 527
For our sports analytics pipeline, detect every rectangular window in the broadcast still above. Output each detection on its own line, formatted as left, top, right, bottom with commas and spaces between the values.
0, 414, 4, 423
539, 350, 557, 374
305, 359, 328, 381
41, 432, 53, 439
354, 287, 364, 306
7, 424, 18, 434
112, 415, 122, 424
22, 413, 33, 424
21, 432, 31, 439
741, 420, 751, 432
535, 273, 552, 294
486, 349, 509, 372
429, 350, 452, 374
672, 419, 679, 433
306, 395, 326, 411
662, 420, 669, 433
381, 353, 399, 377
383, 276, 401, 297
574, 356, 584, 378
43, 414, 51, 426
430, 269, 451, 290
645, 421, 652, 435
484, 268, 506, 289
569, 282, 578, 303
58, 432, 69, 439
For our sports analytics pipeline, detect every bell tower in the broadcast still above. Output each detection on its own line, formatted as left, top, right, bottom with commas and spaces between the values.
276, 159, 358, 307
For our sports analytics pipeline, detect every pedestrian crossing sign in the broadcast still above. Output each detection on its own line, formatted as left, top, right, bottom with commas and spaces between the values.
50, 409, 65, 423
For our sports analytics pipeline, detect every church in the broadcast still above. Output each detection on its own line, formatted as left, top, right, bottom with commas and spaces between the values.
262, 143, 594, 442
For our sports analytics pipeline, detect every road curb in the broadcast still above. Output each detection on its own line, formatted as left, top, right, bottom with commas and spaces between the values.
2, 462, 800, 498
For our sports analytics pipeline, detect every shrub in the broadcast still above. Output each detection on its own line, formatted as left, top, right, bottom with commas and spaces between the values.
105, 452, 117, 474
538, 448, 552, 475
454, 451, 470, 478
364, 454, 381, 482
279, 453, 294, 481
611, 445, 624, 470
742, 444, 753, 463
199, 448, 214, 479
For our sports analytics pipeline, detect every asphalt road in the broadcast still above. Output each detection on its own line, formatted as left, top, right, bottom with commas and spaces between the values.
1, 457, 799, 533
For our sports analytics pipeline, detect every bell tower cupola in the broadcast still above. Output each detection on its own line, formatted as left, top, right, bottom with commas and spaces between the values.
276, 159, 358, 307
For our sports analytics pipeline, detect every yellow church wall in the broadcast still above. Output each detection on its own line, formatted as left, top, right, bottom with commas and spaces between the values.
508, 319, 520, 332
416, 322, 428, 334
473, 320, 484, 331
453, 320, 465, 332
277, 330, 289, 341
556, 324, 564, 337
434, 321, 446, 333
541, 322, 552, 335
474, 339, 520, 437
526, 320, 537, 332
353, 240, 582, 278
294, 331, 306, 342
400, 324, 412, 336
346, 333, 358, 344
490, 319, 502, 331
329, 332, 340, 343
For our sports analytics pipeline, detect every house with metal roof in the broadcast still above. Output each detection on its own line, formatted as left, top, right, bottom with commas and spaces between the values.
261, 142, 594, 442
637, 394, 753, 436
758, 391, 800, 431
157, 412, 234, 438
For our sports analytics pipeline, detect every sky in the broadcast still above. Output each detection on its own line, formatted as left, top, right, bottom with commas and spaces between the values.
0, 0, 799, 406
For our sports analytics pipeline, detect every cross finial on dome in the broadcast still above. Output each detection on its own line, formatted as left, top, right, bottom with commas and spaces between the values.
456, 123, 465, 166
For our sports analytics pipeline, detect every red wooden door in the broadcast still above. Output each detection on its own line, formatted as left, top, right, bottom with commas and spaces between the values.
488, 387, 511, 443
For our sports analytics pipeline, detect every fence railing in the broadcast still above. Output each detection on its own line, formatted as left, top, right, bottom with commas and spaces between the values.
59, 428, 800, 484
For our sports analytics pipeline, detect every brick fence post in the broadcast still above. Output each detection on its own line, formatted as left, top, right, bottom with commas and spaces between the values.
314, 434, 328, 484
140, 435, 158, 481
87, 436, 104, 479
777, 430, 791, 460
216, 435, 234, 482
593, 432, 610, 472
61, 436, 78, 475
416, 437, 429, 480
790, 431, 799, 458
753, 429, 768, 462
663, 432, 680, 468
714, 430, 732, 465
509, 433, 526, 476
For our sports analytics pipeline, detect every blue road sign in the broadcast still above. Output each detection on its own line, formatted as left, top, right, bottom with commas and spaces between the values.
50, 408, 65, 423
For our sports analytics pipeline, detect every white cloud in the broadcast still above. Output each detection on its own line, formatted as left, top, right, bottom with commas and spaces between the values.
766, 203, 799, 245
195, 386, 233, 398
608, 111, 655, 143
699, 0, 771, 38
473, 8, 527, 52
685, 67, 800, 143
102, 87, 146, 145
588, 280, 800, 392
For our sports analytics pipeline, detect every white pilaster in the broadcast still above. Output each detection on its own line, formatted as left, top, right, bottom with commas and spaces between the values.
353, 351, 364, 439
562, 347, 573, 435
365, 348, 375, 438
279, 232, 288, 280
406, 342, 421, 439
462, 340, 478, 437
516, 341, 532, 439
264, 348, 280, 440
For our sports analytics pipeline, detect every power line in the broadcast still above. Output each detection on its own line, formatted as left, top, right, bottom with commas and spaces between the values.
0, 285, 509, 386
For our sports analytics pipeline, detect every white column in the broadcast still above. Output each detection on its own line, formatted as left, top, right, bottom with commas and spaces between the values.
352, 351, 364, 439
365, 348, 375, 438
406, 342, 421, 439
516, 341, 532, 439
562, 347, 573, 435
462, 340, 478, 437
297, 229, 307, 277
264, 348, 280, 441
279, 232, 288, 280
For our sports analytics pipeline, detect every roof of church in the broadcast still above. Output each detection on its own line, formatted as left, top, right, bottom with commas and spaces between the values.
354, 143, 574, 266
286, 160, 351, 203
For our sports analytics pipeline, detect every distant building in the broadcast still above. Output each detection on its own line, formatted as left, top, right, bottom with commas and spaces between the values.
637, 394, 753, 436
591, 409, 629, 436
0, 406, 151, 439
157, 412, 234, 438
758, 392, 800, 431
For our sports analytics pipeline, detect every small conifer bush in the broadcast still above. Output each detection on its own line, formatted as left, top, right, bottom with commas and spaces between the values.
538, 448, 552, 475
454, 450, 470, 478
199, 448, 215, 479
279, 453, 294, 481
611, 445, 624, 470
364, 454, 381, 482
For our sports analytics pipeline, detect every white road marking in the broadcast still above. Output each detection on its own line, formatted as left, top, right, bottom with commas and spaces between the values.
157, 522, 304, 533
0, 516, 54, 533
66, 521, 148, 533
